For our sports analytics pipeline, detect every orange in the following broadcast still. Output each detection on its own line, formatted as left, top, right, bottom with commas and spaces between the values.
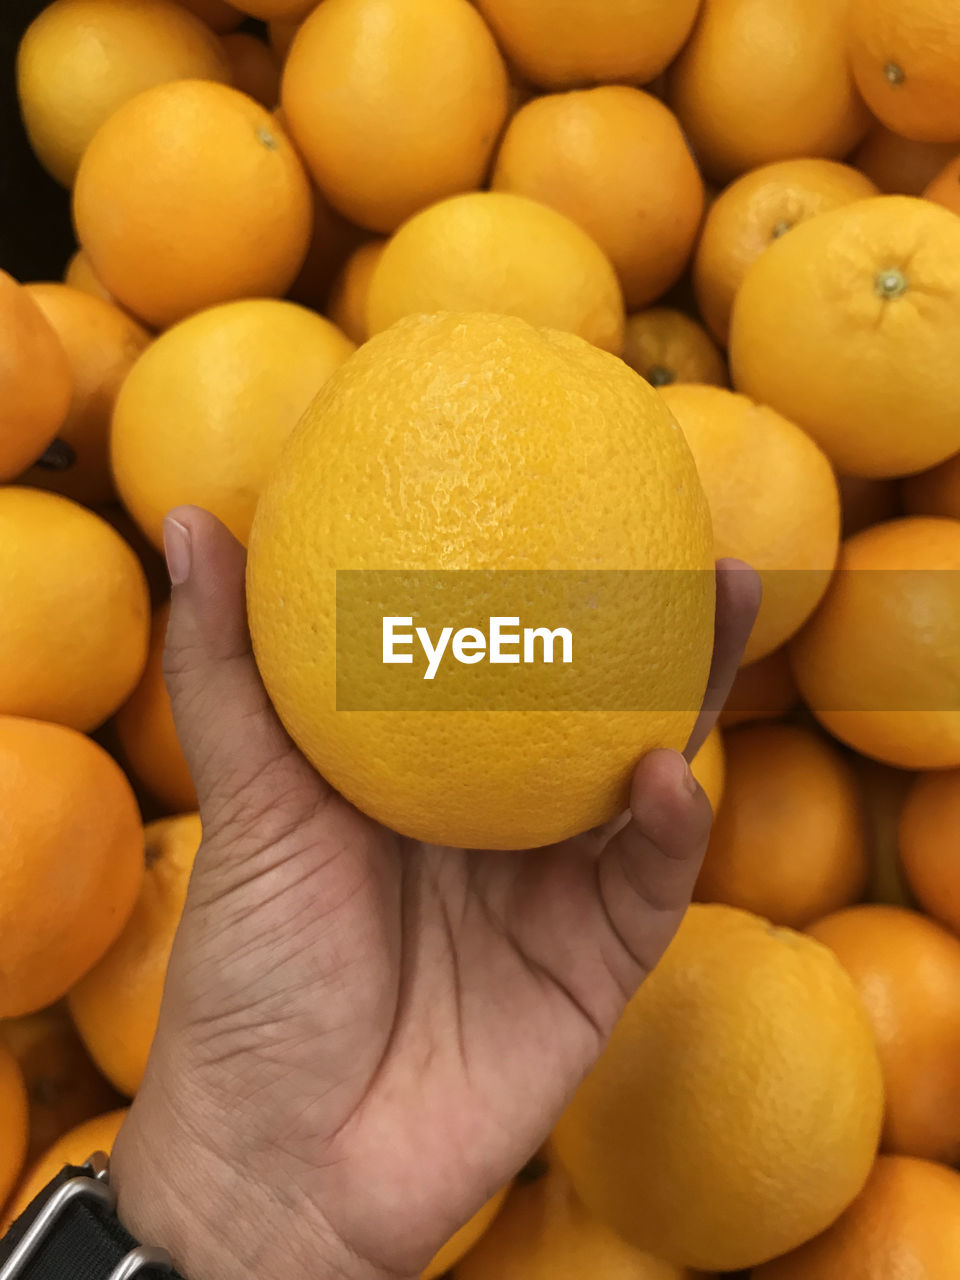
694, 724, 868, 927
552, 904, 883, 1272
621, 309, 726, 389
668, 0, 869, 183
790, 517, 960, 770
900, 768, 960, 934
475, 0, 702, 90
852, 756, 915, 908
852, 121, 957, 194
0, 1045, 29, 1210
848, 0, 960, 143
112, 299, 354, 548
63, 248, 116, 305
718, 646, 799, 728
19, 284, 151, 507
730, 196, 960, 478
0, 489, 149, 730
97, 504, 170, 609
690, 724, 725, 813
0, 270, 71, 482
4, 1109, 128, 1226
0, 1008, 120, 1163
923, 151, 960, 213
173, 0, 244, 32
232, 0, 314, 18
808, 904, 960, 1164
492, 87, 704, 309
693, 159, 878, 345
903, 452, 960, 520
0, 717, 143, 1018
366, 193, 626, 354
114, 603, 196, 814
281, 0, 509, 233
286, 195, 368, 311
659, 384, 839, 662
267, 15, 300, 61
754, 1156, 960, 1280
74, 80, 313, 329
457, 1163, 695, 1280
16, 0, 231, 187
220, 32, 280, 107
837, 473, 901, 537
326, 240, 387, 344
247, 313, 714, 850
70, 814, 202, 1096
421, 1185, 510, 1279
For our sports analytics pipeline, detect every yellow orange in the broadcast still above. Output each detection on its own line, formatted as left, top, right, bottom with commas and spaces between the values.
690, 724, 725, 813
16, 0, 231, 187
20, 284, 150, 507
903, 452, 960, 520
63, 249, 116, 305
367, 193, 625, 354
730, 196, 960, 478
326, 240, 387, 345
837, 473, 902, 537
852, 121, 957, 194
695, 724, 868, 927
0, 270, 71, 482
899, 768, 960, 935
421, 1185, 510, 1279
492, 87, 704, 309
0, 1045, 29, 1210
281, 0, 509, 233
923, 151, 960, 214
0, 489, 149, 730
74, 80, 313, 329
693, 159, 878, 345
112, 299, 354, 548
621, 308, 726, 389
173, 0, 244, 32
5, 1110, 128, 1224
220, 31, 280, 107
718, 646, 799, 728
660, 383, 839, 662
852, 756, 915, 908
790, 517, 960, 770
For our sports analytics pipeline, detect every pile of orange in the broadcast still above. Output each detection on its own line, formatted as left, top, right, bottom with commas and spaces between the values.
4, 0, 960, 1274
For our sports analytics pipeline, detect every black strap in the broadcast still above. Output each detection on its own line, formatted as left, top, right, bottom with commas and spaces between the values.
0, 1165, 186, 1279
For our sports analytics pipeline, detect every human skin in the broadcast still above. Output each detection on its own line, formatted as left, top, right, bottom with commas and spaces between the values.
111, 506, 760, 1280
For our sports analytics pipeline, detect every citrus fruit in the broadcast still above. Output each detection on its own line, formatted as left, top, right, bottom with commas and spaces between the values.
837, 474, 901, 537
112, 299, 354, 548
114, 602, 196, 814
0, 489, 149, 730
0, 716, 143, 1018
852, 121, 957, 194
730, 196, 960, 478
98, 504, 170, 609
0, 1008, 120, 1164
492, 87, 704, 309
621, 308, 726, 389
74, 80, 313, 329
474, 0, 702, 90
848, 0, 960, 142
924, 151, 960, 213
659, 383, 839, 662
693, 158, 878, 345
852, 756, 914, 908
899, 768, 960, 934
0, 270, 71, 482
70, 814, 202, 1096
808, 904, 960, 1165
281, 0, 509, 233
16, 0, 231, 187
668, 0, 869, 182
790, 517, 960, 770
173, 0, 243, 33
19, 283, 151, 507
366, 193, 625, 354
267, 15, 299, 61
754, 1155, 960, 1280
690, 724, 725, 813
220, 31, 280, 108
4, 1109, 128, 1225
457, 1162, 694, 1280
552, 903, 883, 1271
247, 312, 714, 850
231, 0, 314, 19
719, 646, 799, 728
63, 249, 116, 305
326, 240, 387, 345
0, 1045, 29, 1210
695, 724, 868, 927
285, 194, 368, 312
903, 452, 960, 520
421, 1184, 510, 1279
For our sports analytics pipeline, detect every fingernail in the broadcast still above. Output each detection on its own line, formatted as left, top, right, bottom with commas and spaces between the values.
678, 754, 699, 796
163, 516, 192, 586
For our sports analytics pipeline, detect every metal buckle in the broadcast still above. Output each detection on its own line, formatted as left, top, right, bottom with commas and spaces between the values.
105, 1246, 173, 1279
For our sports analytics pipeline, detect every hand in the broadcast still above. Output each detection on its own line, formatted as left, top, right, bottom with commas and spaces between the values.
111, 507, 760, 1280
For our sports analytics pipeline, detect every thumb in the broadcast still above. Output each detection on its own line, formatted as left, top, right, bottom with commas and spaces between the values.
161, 506, 324, 845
